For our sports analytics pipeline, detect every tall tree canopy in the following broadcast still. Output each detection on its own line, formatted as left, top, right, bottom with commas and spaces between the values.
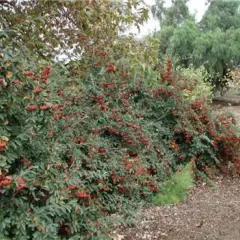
152, 0, 192, 27
0, 0, 149, 61
200, 0, 240, 31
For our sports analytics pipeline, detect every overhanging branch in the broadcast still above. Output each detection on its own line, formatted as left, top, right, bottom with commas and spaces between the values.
0, 0, 15, 7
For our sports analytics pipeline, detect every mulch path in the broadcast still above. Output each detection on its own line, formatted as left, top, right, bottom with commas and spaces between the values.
116, 178, 240, 240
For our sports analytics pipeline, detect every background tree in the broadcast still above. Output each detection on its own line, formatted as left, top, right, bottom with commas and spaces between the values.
152, 0, 191, 27
152, 0, 240, 93
152, 0, 193, 61
200, 0, 240, 31
0, 0, 149, 62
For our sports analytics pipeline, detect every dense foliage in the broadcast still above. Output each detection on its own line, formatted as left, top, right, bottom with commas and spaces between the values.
1, 50, 240, 238
0, 0, 240, 239
0, 0, 149, 61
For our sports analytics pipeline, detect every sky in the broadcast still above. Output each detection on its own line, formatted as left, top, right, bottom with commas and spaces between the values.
129, 0, 209, 37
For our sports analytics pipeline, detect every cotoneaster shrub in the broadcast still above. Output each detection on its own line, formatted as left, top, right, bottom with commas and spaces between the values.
0, 54, 174, 239
1, 51, 240, 240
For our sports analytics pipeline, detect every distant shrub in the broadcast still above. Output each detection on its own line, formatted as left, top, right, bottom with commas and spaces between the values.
176, 65, 213, 101
227, 67, 240, 93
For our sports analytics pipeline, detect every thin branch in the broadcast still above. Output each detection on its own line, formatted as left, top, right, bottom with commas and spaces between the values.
0, 0, 15, 7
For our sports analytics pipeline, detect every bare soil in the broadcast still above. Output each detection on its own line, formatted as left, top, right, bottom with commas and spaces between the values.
115, 103, 240, 240
117, 178, 240, 240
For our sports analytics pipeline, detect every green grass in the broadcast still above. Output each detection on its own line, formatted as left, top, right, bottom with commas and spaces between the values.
153, 163, 194, 205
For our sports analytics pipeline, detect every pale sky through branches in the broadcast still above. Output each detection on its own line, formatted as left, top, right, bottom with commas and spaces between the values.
58, 0, 208, 61
130, 0, 209, 37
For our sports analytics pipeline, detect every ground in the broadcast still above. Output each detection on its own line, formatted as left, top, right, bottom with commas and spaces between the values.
117, 178, 240, 240
212, 98, 240, 122
115, 100, 240, 240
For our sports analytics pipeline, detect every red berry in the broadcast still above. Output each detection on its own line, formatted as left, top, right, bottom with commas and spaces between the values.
33, 87, 42, 93
56, 163, 62, 168
13, 79, 20, 85
75, 191, 90, 199
68, 185, 78, 190
52, 104, 59, 110
48, 131, 54, 137
16, 177, 27, 191
24, 71, 33, 76
27, 104, 38, 111
40, 105, 50, 111
98, 147, 106, 153
19, 158, 27, 163
1, 176, 12, 186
